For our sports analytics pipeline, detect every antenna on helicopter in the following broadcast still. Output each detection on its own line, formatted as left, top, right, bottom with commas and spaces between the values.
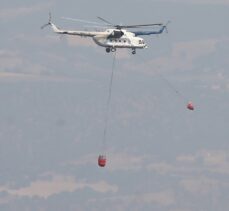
41, 12, 52, 29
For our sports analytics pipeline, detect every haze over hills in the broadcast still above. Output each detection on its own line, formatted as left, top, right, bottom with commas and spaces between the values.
0, 0, 229, 210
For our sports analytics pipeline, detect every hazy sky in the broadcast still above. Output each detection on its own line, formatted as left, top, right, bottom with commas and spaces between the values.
1, 0, 229, 210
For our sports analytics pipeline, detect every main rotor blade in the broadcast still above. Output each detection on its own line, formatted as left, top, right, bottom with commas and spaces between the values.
119, 23, 163, 29
83, 25, 110, 29
97, 16, 113, 25
62, 17, 104, 25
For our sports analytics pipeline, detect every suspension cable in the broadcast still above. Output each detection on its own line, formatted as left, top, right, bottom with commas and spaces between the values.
137, 53, 189, 103
102, 51, 117, 151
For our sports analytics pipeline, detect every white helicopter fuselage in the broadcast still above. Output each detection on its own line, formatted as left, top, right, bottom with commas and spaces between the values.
43, 16, 167, 54
93, 29, 147, 49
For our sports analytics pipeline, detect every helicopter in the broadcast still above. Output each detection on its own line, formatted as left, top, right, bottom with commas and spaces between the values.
41, 13, 169, 54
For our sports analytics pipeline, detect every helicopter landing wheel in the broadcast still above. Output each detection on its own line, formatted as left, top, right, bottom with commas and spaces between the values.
132, 49, 136, 55
106, 48, 111, 53
111, 47, 116, 52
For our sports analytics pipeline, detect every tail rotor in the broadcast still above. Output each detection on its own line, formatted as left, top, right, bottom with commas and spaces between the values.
41, 12, 52, 30
164, 21, 171, 33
